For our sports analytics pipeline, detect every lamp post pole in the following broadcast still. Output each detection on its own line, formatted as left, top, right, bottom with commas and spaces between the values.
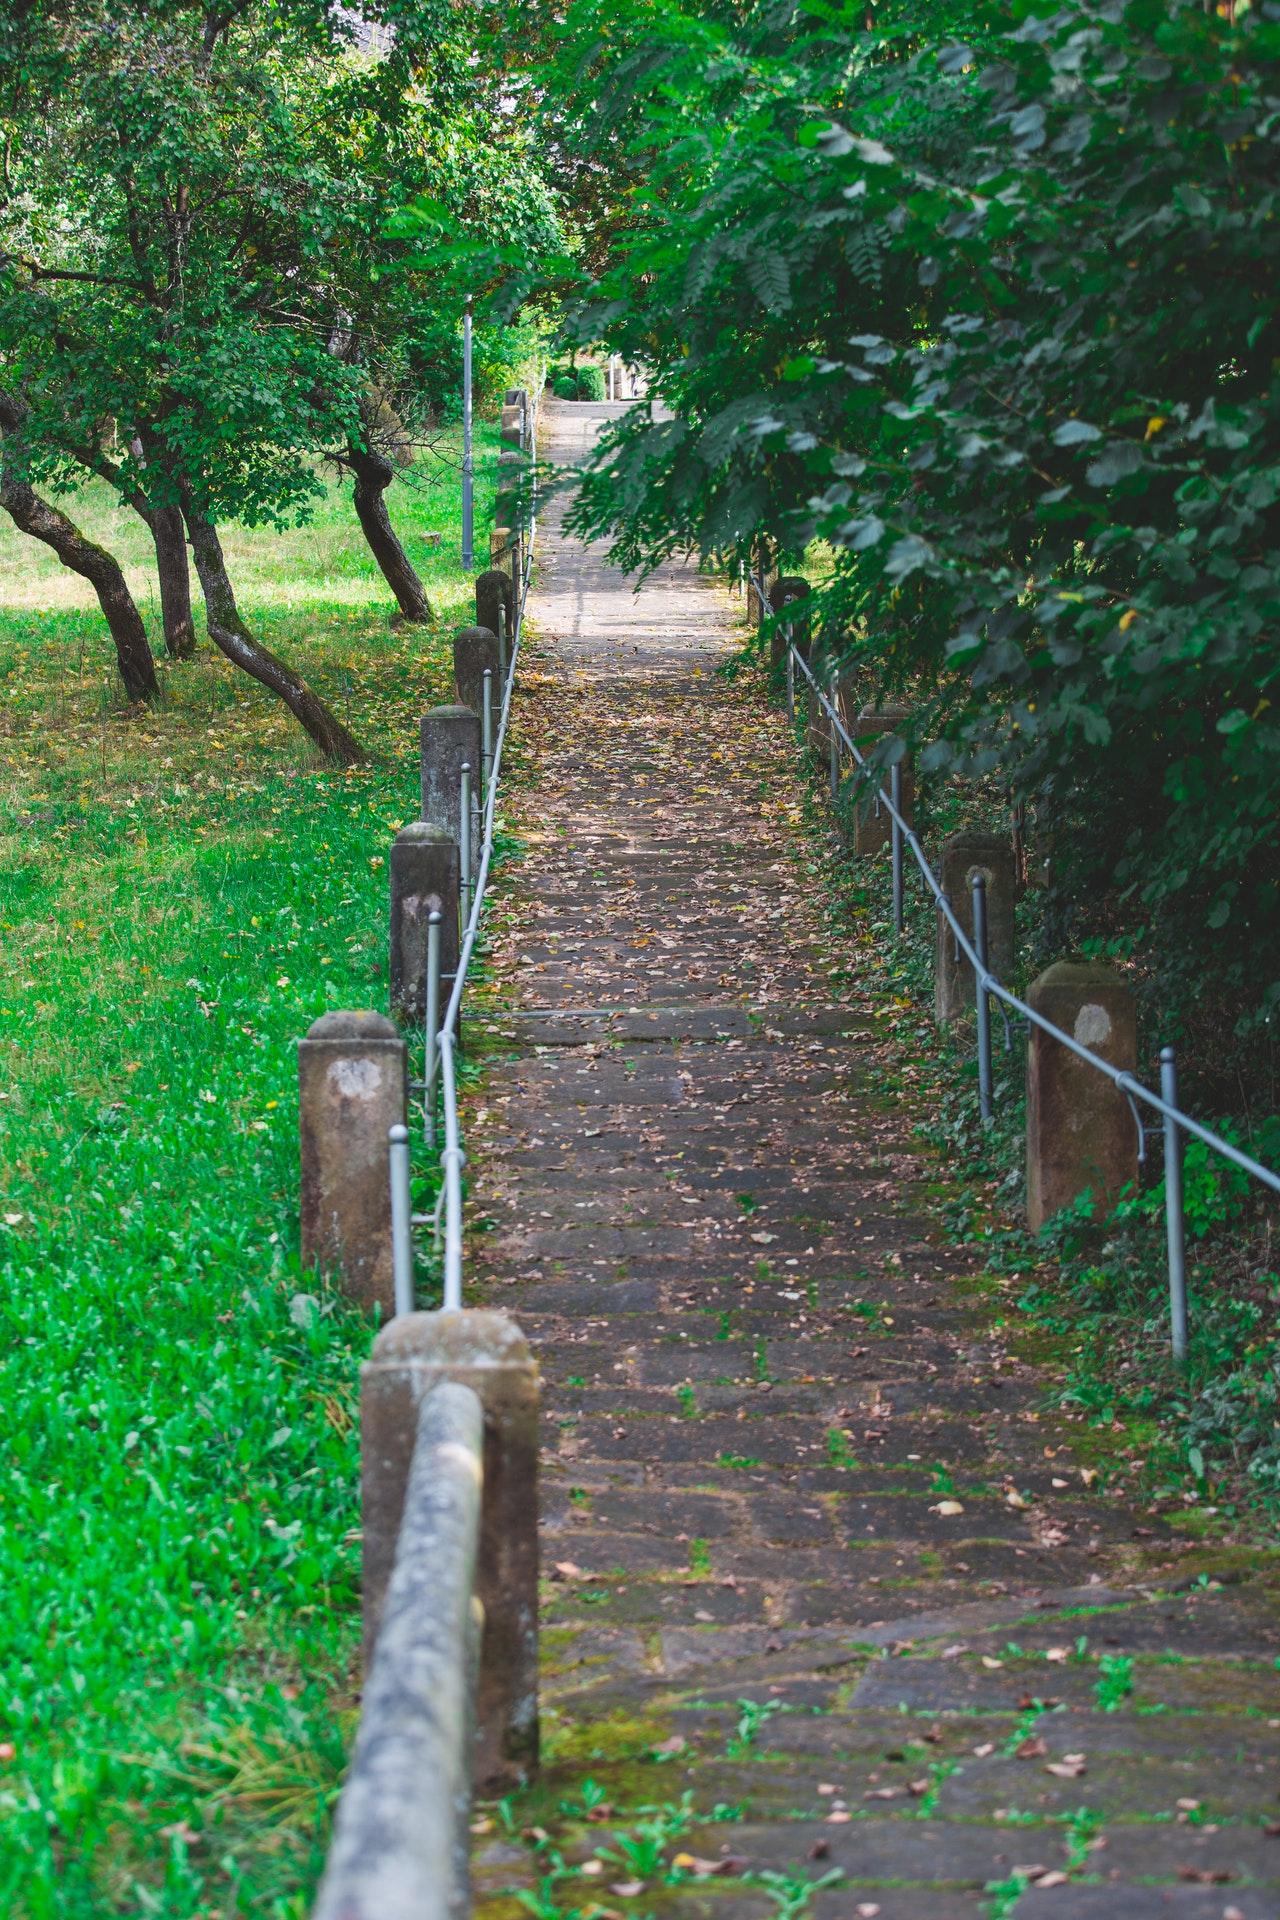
461, 294, 474, 573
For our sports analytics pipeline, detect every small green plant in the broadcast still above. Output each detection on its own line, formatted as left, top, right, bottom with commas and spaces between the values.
748, 1868, 843, 1919
727, 1696, 783, 1756
677, 1383, 698, 1417
599, 1795, 694, 1879
826, 1427, 859, 1469
688, 1537, 712, 1577
1095, 1654, 1134, 1712
557, 1777, 609, 1819
736, 1191, 759, 1215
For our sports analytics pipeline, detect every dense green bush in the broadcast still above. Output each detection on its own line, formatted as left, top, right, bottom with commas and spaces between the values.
556, 0, 1280, 1057
548, 360, 607, 400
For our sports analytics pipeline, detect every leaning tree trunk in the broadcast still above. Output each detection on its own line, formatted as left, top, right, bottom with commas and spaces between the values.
348, 445, 433, 623
148, 504, 197, 658
183, 505, 362, 765
0, 467, 158, 703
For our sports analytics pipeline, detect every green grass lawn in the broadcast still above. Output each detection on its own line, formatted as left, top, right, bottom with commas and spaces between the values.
0, 428, 502, 1915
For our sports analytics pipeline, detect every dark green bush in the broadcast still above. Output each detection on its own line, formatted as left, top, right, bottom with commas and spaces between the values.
560, 0, 1280, 1057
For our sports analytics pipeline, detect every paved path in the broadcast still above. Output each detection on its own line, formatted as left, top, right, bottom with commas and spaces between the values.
471, 401, 1280, 1918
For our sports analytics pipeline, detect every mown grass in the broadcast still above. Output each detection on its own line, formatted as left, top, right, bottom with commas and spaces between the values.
0, 427, 501, 1914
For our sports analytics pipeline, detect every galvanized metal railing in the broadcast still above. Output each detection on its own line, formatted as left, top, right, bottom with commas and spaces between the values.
753, 575, 1280, 1364
389, 422, 538, 1317
312, 1380, 484, 1920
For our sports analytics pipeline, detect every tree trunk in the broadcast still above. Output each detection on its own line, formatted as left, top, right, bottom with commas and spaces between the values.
0, 466, 158, 703
183, 505, 362, 765
349, 445, 433, 623
149, 504, 197, 658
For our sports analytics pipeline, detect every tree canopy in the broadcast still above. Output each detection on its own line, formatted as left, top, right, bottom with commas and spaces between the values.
550, 0, 1280, 1043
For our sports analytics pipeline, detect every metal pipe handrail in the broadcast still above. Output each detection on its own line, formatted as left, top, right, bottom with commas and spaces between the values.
432, 415, 539, 1311
750, 567, 1277, 1363
312, 1380, 483, 1920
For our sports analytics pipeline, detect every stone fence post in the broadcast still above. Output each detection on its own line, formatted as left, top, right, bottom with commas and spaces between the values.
746, 538, 777, 630
299, 1011, 407, 1315
1026, 960, 1138, 1231
390, 824, 460, 1022
768, 575, 810, 679
476, 569, 515, 661
935, 831, 1016, 1026
490, 523, 514, 573
421, 703, 480, 852
362, 1309, 540, 1792
496, 450, 525, 581
453, 625, 501, 716
843, 706, 913, 855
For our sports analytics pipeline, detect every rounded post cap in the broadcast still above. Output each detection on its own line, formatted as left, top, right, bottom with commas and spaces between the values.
393, 820, 455, 847
304, 1009, 400, 1043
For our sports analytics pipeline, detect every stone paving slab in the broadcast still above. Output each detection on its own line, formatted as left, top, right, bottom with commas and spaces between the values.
468, 402, 1280, 1920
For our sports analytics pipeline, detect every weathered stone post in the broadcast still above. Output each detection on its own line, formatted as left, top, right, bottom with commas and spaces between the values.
1026, 960, 1139, 1231
496, 451, 525, 580
500, 402, 524, 451
299, 1011, 407, 1316
844, 705, 913, 855
362, 1309, 541, 1791
768, 575, 810, 680
476, 569, 515, 659
390, 824, 461, 1021
935, 831, 1016, 1025
746, 538, 778, 630
420, 703, 480, 848
453, 625, 501, 714
490, 524, 514, 572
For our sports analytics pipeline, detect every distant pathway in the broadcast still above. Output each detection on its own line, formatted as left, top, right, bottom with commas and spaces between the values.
470, 400, 1280, 1917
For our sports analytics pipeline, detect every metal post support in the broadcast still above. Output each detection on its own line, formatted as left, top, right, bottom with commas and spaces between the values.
972, 874, 993, 1128
461, 297, 474, 573
785, 632, 795, 722
389, 1123, 414, 1318
891, 762, 905, 935
482, 670, 494, 799
1161, 1045, 1188, 1364
424, 910, 442, 1148
459, 762, 473, 934
496, 604, 508, 684
828, 684, 840, 801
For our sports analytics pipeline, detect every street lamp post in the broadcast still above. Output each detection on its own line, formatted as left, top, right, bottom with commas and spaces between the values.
461, 294, 474, 573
